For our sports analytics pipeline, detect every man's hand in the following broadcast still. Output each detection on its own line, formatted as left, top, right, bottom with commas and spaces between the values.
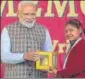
24, 52, 40, 61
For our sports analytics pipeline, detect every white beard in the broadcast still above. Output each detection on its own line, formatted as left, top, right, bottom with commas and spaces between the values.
19, 19, 35, 28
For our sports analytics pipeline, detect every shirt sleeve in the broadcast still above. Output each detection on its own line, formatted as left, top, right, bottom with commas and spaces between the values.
42, 29, 53, 52
1, 28, 25, 64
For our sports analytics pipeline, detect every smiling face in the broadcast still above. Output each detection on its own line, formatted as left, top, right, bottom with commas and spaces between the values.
18, 4, 36, 23
17, 3, 37, 28
65, 24, 81, 41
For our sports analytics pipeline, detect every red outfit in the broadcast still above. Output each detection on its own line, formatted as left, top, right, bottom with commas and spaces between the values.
56, 39, 85, 78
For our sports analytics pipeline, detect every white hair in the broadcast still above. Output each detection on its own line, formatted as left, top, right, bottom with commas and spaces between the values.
18, 1, 38, 10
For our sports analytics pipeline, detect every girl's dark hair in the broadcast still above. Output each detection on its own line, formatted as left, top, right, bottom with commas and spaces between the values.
83, 29, 85, 34
65, 19, 82, 29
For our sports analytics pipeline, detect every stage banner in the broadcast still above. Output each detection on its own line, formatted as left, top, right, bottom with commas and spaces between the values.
1, 1, 85, 78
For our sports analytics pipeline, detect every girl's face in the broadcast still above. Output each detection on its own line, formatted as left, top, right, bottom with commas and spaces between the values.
65, 24, 81, 41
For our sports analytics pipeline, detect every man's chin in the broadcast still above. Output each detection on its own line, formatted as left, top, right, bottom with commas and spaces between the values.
20, 21, 35, 28
23, 23, 33, 28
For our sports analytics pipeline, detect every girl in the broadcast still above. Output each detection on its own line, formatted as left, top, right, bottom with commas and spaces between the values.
49, 19, 85, 78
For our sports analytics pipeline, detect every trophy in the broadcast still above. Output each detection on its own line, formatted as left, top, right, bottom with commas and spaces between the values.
36, 51, 57, 70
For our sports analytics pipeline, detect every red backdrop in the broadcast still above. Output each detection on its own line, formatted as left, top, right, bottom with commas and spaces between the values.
1, 1, 85, 78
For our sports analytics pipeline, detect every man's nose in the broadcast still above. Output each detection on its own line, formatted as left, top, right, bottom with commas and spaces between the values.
26, 15, 33, 20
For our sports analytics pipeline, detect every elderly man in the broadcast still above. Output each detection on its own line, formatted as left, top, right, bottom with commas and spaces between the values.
1, 1, 52, 79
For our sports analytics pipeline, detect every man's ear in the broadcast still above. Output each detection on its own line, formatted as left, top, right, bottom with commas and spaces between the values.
17, 11, 19, 17
17, 11, 20, 18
